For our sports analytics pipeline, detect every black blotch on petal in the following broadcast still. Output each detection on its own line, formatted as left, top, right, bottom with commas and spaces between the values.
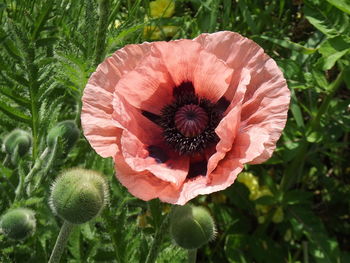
148, 145, 169, 163
173, 81, 195, 97
142, 110, 161, 125
215, 97, 230, 113
187, 160, 207, 179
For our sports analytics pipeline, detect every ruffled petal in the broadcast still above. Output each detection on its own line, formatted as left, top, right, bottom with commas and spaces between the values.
154, 40, 233, 102
81, 43, 152, 157
194, 31, 290, 163
120, 130, 190, 188
112, 92, 163, 145
115, 48, 175, 114
240, 59, 290, 164
114, 148, 172, 201
158, 126, 270, 205
206, 70, 249, 175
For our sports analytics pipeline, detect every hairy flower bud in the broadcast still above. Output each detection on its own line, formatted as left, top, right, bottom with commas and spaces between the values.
170, 205, 216, 249
49, 168, 108, 224
2, 129, 31, 162
46, 120, 79, 151
0, 208, 36, 240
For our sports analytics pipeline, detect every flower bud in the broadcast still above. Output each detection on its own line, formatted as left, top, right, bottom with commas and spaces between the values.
46, 120, 79, 151
170, 205, 216, 250
0, 208, 36, 240
49, 168, 108, 224
2, 129, 31, 161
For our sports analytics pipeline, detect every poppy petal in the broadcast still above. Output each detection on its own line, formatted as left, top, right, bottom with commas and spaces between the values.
112, 92, 163, 145
154, 40, 233, 102
195, 31, 290, 163
81, 43, 152, 157
120, 130, 190, 187
115, 49, 175, 114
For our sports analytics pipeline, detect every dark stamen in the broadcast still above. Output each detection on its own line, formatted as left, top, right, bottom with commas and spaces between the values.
187, 160, 207, 179
147, 145, 169, 163
173, 81, 195, 97
215, 97, 230, 113
142, 110, 161, 125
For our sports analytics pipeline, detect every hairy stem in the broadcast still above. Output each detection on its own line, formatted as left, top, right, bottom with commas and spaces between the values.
48, 221, 75, 263
94, 0, 109, 66
145, 212, 171, 263
188, 249, 197, 263
22, 147, 50, 197
33, 143, 58, 191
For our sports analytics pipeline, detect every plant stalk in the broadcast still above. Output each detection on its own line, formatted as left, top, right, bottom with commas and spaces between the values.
145, 211, 171, 263
48, 221, 75, 263
94, 0, 110, 66
188, 249, 197, 263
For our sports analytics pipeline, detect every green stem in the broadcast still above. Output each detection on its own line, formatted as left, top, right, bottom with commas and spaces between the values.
33, 140, 58, 191
94, 0, 110, 66
14, 169, 25, 202
2, 154, 10, 166
188, 249, 197, 263
145, 212, 171, 263
23, 147, 50, 197
302, 241, 309, 263
48, 221, 75, 263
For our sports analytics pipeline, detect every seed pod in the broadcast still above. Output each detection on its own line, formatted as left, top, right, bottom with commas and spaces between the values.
46, 120, 79, 151
170, 205, 216, 250
0, 208, 36, 240
49, 168, 109, 224
2, 129, 31, 162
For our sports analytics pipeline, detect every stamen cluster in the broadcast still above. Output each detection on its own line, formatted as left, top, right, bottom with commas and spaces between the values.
159, 82, 222, 155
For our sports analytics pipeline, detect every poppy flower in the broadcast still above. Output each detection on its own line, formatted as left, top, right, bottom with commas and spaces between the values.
81, 31, 290, 205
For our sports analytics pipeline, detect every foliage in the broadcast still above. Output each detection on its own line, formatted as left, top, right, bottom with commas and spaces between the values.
0, 0, 349, 262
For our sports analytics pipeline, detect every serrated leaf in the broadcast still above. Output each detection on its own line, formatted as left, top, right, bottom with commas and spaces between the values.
0, 102, 31, 123
0, 87, 30, 107
36, 37, 58, 48
304, 2, 349, 37
318, 36, 350, 70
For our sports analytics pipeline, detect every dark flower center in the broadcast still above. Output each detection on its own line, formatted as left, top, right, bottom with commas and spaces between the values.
142, 81, 230, 156
175, 104, 208, 137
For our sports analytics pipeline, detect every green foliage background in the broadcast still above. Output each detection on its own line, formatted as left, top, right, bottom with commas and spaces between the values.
0, 0, 349, 262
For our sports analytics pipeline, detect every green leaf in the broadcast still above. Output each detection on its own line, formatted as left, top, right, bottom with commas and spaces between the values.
0, 87, 31, 107
318, 36, 350, 70
225, 234, 249, 263
283, 190, 312, 205
35, 37, 58, 47
0, 102, 31, 123
254, 195, 276, 206
288, 205, 341, 263
290, 90, 305, 128
304, 1, 349, 37
259, 35, 317, 54
326, 0, 350, 14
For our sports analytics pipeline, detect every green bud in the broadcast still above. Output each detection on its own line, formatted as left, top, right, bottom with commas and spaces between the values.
49, 168, 109, 224
46, 120, 79, 151
2, 129, 31, 159
0, 208, 36, 240
170, 205, 216, 250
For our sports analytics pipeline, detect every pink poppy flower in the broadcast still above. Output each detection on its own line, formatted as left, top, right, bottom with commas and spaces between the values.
81, 31, 290, 205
